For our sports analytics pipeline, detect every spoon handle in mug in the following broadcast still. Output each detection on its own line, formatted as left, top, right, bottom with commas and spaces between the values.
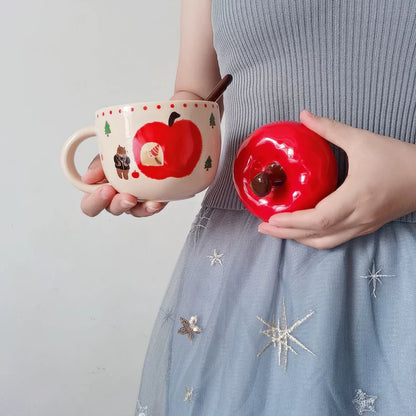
205, 74, 233, 102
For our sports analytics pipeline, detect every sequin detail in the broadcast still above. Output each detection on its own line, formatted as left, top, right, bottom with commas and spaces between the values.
178, 315, 202, 341
352, 389, 377, 414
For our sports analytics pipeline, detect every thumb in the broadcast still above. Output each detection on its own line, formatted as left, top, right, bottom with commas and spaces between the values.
82, 154, 106, 184
300, 110, 351, 150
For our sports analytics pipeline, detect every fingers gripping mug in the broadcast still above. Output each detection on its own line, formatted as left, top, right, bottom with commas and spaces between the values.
61, 100, 221, 201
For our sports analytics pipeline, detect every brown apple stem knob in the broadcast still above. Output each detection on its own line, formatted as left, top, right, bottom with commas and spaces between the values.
251, 172, 271, 197
266, 162, 287, 186
250, 162, 287, 197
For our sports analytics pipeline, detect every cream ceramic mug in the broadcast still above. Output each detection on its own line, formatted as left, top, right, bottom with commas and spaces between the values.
61, 100, 221, 201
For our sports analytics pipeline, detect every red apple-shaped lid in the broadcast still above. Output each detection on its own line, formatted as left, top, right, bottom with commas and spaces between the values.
233, 121, 338, 222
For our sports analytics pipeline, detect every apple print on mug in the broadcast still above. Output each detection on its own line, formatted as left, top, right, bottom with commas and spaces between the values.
61, 101, 221, 201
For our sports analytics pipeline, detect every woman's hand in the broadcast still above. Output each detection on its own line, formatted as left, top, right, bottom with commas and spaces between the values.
80, 155, 166, 217
258, 110, 416, 249
79, 0, 220, 219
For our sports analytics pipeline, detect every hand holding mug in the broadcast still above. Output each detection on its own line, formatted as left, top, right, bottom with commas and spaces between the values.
80, 155, 167, 217
61, 100, 222, 216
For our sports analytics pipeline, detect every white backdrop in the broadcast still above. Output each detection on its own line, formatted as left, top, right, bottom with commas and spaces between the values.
0, 1, 207, 415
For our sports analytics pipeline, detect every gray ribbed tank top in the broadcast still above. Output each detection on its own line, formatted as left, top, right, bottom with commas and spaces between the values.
203, 0, 416, 223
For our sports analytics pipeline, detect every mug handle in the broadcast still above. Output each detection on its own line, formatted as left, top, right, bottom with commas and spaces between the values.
61, 126, 102, 194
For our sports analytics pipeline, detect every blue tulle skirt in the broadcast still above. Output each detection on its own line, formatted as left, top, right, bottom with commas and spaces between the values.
136, 207, 416, 415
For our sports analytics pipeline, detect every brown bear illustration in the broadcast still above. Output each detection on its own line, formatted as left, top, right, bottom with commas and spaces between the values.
113, 145, 130, 180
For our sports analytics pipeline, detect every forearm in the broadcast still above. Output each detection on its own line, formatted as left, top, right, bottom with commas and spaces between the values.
170, 91, 204, 100
172, 0, 221, 102
396, 140, 416, 215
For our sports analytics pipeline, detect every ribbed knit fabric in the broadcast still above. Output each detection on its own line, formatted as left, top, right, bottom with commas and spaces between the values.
203, 0, 416, 223
137, 4, 416, 414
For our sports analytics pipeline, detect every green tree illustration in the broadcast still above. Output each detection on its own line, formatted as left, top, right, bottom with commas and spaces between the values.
209, 113, 216, 128
205, 155, 212, 170
105, 121, 111, 136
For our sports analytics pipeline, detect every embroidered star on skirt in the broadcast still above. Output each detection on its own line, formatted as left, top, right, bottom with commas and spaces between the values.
207, 249, 224, 266
257, 298, 315, 371
184, 386, 194, 403
178, 315, 202, 341
135, 400, 148, 416
360, 262, 395, 297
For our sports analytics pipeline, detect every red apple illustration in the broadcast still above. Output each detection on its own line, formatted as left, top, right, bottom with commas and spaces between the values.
233, 121, 338, 222
133, 112, 202, 180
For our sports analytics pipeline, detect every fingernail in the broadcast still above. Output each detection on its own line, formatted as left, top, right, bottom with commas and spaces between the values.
258, 224, 267, 233
302, 109, 316, 118
268, 217, 280, 226
121, 199, 136, 209
145, 202, 162, 214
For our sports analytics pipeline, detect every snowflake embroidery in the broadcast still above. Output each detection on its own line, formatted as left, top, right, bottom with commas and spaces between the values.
195, 214, 210, 230
360, 262, 395, 297
257, 298, 315, 371
207, 249, 224, 266
191, 211, 211, 242
135, 400, 148, 416
184, 386, 193, 403
160, 307, 175, 326
352, 389, 377, 414
178, 315, 202, 341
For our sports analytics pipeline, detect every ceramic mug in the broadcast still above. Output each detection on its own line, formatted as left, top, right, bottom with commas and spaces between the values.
61, 100, 221, 201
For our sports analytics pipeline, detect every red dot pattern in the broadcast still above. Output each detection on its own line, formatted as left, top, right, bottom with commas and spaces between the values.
96, 102, 217, 118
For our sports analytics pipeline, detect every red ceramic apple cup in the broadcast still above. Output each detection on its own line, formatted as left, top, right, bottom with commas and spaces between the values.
233, 121, 338, 222
61, 100, 221, 201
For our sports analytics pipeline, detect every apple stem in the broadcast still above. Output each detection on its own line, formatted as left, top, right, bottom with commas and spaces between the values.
250, 162, 286, 197
251, 172, 271, 197
168, 111, 181, 127
267, 162, 287, 187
